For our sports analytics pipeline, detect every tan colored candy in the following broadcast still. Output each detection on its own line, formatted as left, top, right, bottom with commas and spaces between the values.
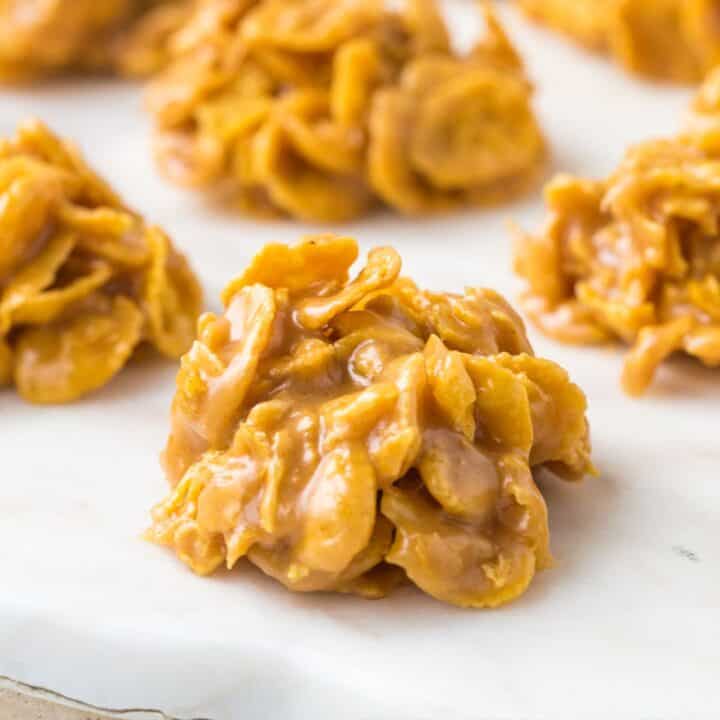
149, 236, 594, 608
515, 123, 720, 395
295, 442, 377, 573
14, 295, 143, 404
0, 0, 191, 82
331, 38, 384, 126
11, 259, 114, 328
424, 335, 476, 441
0, 120, 202, 403
518, 0, 608, 49
367, 88, 456, 214
418, 429, 498, 521
409, 70, 542, 190
0, 161, 71, 280
519, 0, 720, 83
241, 0, 384, 53
147, 0, 545, 221
493, 354, 592, 479
296, 246, 401, 328
253, 114, 371, 222
380, 464, 545, 609
163, 283, 276, 485
248, 517, 398, 596
222, 234, 358, 305
0, 337, 12, 386
143, 227, 204, 358
0, 230, 76, 334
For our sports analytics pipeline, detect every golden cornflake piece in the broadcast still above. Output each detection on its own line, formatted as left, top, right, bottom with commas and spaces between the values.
514, 128, 720, 396
146, 0, 545, 221
148, 235, 593, 608
0, 0, 192, 82
0, 120, 202, 403
518, 0, 720, 83
517, 0, 608, 50
688, 66, 720, 137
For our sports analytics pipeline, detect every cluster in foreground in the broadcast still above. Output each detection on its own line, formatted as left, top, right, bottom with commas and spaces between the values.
518, 0, 720, 83
146, 0, 545, 221
148, 236, 594, 608
515, 98, 720, 395
0, 0, 192, 81
0, 121, 202, 403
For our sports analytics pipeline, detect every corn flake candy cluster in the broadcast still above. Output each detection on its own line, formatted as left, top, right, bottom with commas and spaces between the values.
0, 0, 192, 82
0, 121, 202, 403
148, 236, 594, 608
518, 0, 720, 83
514, 117, 720, 396
146, 0, 545, 221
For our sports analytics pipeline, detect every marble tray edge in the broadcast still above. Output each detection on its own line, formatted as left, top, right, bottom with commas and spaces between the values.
0, 677, 209, 720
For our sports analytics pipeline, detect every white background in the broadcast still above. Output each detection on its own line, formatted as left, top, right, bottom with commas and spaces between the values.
1, 3, 718, 719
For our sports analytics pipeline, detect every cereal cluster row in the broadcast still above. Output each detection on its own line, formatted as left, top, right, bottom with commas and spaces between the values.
2, 0, 719, 609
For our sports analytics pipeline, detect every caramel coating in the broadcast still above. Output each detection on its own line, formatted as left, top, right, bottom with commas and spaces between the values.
0, 120, 202, 403
148, 236, 593, 608
514, 129, 720, 396
146, 0, 545, 221
518, 0, 720, 83
0, 0, 192, 82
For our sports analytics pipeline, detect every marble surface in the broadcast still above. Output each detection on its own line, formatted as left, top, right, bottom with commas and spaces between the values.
1, 3, 718, 719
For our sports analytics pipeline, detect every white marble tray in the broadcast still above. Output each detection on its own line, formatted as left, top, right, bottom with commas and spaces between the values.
1, 4, 718, 719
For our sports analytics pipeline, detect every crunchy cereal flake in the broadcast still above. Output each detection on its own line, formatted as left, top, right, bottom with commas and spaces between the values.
14, 295, 144, 404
